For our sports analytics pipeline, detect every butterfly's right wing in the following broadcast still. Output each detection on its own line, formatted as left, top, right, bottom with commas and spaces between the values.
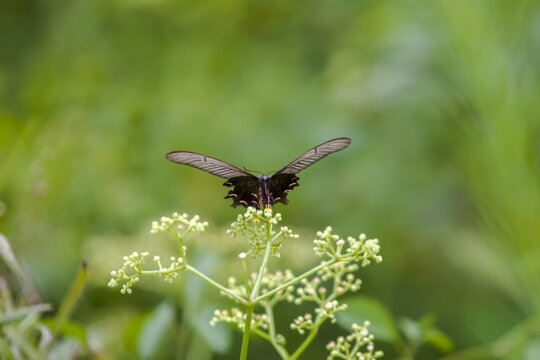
166, 151, 254, 179
166, 151, 260, 208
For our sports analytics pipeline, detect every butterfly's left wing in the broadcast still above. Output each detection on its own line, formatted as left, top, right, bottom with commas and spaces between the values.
273, 137, 351, 175
268, 173, 299, 205
268, 138, 351, 204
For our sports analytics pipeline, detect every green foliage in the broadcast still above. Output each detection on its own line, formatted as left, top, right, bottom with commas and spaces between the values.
336, 297, 453, 358
137, 302, 175, 359
0, 235, 94, 359
336, 296, 399, 343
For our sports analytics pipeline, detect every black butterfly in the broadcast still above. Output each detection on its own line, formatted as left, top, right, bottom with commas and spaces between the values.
166, 137, 351, 208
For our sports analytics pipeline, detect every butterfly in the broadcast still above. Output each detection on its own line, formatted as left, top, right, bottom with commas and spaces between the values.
166, 137, 351, 209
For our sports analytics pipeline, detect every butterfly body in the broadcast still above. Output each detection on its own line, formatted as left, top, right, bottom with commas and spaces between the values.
166, 137, 351, 208
223, 173, 299, 208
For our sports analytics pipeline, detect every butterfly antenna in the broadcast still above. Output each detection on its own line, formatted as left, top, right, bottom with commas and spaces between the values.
243, 167, 264, 176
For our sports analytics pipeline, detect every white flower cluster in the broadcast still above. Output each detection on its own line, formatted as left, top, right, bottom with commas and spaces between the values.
313, 227, 382, 267
314, 226, 341, 257
108, 250, 186, 294
326, 321, 383, 360
210, 308, 246, 329
294, 276, 327, 305
290, 298, 347, 334
210, 308, 270, 333
224, 270, 297, 303
290, 313, 314, 334
225, 276, 249, 299
344, 234, 383, 267
319, 262, 362, 293
152, 255, 184, 283
150, 212, 208, 235
227, 207, 298, 257
315, 300, 347, 322
108, 251, 150, 294
257, 270, 296, 300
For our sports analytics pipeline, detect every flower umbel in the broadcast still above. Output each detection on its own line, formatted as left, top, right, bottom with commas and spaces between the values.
227, 207, 299, 257
327, 321, 383, 360
108, 207, 383, 360
314, 227, 382, 266
108, 212, 207, 294
107, 251, 149, 294
151, 212, 208, 236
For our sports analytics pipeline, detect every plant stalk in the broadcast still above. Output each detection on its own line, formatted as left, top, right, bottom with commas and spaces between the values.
239, 305, 254, 360
289, 318, 324, 360
251, 224, 273, 298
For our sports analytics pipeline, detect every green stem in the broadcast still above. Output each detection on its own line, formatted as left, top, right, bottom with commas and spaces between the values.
264, 302, 277, 341
270, 230, 284, 243
289, 317, 326, 360
242, 258, 252, 295
263, 302, 289, 359
240, 305, 254, 360
348, 334, 363, 358
251, 224, 273, 299
251, 328, 273, 343
167, 228, 186, 259
239, 220, 274, 359
185, 265, 248, 305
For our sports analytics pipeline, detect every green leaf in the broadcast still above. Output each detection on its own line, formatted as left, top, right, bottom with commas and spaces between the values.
419, 314, 454, 353
182, 253, 232, 353
40, 319, 87, 345
53, 262, 87, 335
399, 315, 454, 354
424, 328, 454, 353
192, 306, 232, 354
184, 252, 221, 310
0, 234, 24, 278
335, 296, 399, 343
524, 340, 540, 360
124, 312, 148, 352
47, 339, 79, 360
137, 302, 175, 359
399, 317, 422, 344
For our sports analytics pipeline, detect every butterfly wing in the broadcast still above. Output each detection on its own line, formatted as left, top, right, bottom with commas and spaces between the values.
223, 176, 261, 208
165, 151, 254, 179
167, 138, 351, 208
166, 151, 259, 208
268, 138, 351, 204
268, 173, 299, 205
273, 137, 351, 175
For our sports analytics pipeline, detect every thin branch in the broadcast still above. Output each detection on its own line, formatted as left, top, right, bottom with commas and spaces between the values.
185, 265, 248, 305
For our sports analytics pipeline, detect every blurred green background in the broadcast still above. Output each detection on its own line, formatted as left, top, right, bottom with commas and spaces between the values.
1, 0, 540, 358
